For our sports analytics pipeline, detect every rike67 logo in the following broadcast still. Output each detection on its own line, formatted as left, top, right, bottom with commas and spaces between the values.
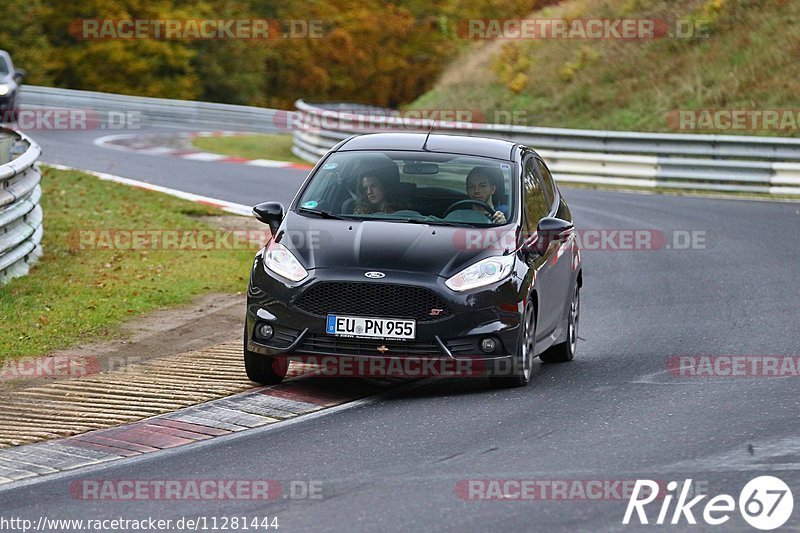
623, 476, 794, 530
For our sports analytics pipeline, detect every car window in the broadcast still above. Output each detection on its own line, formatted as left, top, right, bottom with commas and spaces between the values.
296, 150, 515, 226
0, 56, 9, 75
536, 158, 557, 209
523, 157, 549, 227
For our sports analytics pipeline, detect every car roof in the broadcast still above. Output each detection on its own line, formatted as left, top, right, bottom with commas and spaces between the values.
336, 133, 520, 161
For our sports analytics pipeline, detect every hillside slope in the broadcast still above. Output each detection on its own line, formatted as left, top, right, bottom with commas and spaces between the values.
409, 0, 800, 136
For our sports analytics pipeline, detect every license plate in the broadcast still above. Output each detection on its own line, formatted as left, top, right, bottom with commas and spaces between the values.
326, 315, 416, 340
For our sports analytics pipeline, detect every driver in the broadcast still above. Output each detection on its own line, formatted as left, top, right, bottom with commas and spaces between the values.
466, 166, 509, 224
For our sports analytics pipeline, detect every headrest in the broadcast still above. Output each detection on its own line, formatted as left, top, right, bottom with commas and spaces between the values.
359, 164, 400, 184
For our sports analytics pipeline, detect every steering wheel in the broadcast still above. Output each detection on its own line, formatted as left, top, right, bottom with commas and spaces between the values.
443, 199, 495, 220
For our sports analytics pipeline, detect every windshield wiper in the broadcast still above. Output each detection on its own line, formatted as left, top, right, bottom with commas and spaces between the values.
392, 218, 476, 228
297, 207, 348, 220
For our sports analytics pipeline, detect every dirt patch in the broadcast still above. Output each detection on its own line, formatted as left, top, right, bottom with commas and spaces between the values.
200, 214, 268, 236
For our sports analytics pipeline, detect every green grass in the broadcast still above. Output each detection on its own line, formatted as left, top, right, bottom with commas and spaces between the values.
191, 134, 309, 165
408, 0, 800, 137
0, 167, 257, 361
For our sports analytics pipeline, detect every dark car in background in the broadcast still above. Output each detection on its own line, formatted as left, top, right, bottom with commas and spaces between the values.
0, 50, 25, 122
245, 133, 582, 387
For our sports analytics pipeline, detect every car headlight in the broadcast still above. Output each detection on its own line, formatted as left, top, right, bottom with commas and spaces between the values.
445, 255, 515, 292
0, 84, 9, 96
263, 241, 308, 282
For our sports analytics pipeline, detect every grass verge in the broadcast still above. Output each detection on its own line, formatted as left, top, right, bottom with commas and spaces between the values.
0, 167, 257, 362
191, 133, 309, 165
409, 0, 800, 137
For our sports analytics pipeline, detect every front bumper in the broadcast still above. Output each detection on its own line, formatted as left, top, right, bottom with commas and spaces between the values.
246, 260, 524, 363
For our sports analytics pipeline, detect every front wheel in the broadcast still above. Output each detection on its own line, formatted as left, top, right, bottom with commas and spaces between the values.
243, 327, 288, 384
490, 301, 535, 388
540, 284, 580, 363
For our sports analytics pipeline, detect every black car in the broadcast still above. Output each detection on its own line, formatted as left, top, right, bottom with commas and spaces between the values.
0, 50, 25, 122
245, 133, 582, 387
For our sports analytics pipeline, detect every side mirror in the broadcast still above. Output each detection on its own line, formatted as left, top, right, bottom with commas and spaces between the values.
252, 202, 284, 235
13, 69, 26, 83
523, 217, 574, 255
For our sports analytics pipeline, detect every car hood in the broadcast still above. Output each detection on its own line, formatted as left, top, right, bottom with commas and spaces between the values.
274, 211, 516, 278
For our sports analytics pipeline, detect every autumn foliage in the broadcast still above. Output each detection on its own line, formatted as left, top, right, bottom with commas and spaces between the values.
0, 0, 553, 108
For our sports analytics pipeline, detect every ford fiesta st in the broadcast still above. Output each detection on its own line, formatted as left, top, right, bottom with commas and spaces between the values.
245, 133, 582, 387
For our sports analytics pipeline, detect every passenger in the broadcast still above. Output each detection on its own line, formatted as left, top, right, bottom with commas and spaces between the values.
465, 166, 510, 224
353, 167, 406, 214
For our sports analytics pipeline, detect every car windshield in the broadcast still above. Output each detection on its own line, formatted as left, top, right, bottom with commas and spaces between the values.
295, 150, 515, 227
0, 57, 9, 75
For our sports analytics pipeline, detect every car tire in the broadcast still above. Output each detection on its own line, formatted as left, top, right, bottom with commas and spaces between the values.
243, 326, 288, 385
540, 284, 580, 363
490, 300, 535, 388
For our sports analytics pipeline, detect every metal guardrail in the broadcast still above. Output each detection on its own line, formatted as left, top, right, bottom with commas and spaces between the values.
19, 85, 284, 133
291, 100, 800, 196
0, 127, 43, 284
15, 86, 800, 196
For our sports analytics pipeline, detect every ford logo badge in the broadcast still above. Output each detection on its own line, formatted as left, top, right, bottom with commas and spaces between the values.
364, 271, 385, 279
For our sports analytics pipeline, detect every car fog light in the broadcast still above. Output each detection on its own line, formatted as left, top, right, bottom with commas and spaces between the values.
257, 323, 274, 340
480, 337, 497, 353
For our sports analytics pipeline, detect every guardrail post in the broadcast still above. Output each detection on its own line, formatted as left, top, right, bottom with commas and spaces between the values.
0, 133, 12, 164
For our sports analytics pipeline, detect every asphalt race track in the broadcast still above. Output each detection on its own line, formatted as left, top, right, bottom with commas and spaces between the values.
31, 125, 311, 206
2, 125, 799, 531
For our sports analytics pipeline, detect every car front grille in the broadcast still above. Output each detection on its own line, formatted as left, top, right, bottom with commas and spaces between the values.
293, 282, 453, 322
297, 334, 443, 357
